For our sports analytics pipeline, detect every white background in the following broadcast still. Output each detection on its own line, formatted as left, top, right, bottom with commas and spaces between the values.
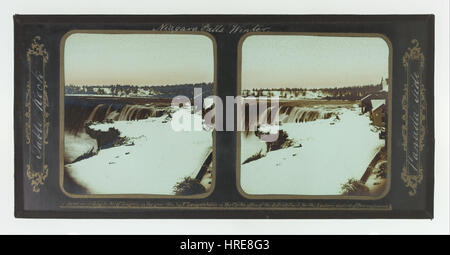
1, 0, 448, 235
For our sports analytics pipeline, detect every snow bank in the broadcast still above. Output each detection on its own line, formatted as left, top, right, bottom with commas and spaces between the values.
64, 132, 98, 164
241, 133, 268, 164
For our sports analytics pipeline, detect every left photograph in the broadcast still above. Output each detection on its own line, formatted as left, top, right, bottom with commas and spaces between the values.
61, 32, 215, 196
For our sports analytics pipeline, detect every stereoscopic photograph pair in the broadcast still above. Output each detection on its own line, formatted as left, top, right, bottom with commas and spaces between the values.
14, 15, 434, 218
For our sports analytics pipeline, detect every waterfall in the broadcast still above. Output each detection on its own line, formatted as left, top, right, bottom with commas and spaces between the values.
65, 98, 168, 134
278, 106, 333, 123
243, 105, 333, 129
116, 105, 157, 121
84, 104, 163, 123
86, 104, 104, 122
104, 104, 113, 119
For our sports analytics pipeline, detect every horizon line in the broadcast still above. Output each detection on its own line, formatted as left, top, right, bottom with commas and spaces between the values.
65, 81, 214, 87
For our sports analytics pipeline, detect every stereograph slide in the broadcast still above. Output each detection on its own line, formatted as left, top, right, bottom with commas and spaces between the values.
14, 15, 434, 218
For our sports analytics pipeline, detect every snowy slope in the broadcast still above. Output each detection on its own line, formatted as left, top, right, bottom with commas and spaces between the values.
240, 105, 384, 195
65, 109, 212, 195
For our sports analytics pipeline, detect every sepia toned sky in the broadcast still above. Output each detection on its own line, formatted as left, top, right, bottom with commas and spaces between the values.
64, 33, 214, 86
241, 35, 390, 89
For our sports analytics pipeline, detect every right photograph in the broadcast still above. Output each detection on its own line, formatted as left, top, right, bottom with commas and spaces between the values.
239, 34, 391, 198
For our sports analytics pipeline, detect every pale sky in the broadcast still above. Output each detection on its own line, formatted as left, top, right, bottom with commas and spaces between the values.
64, 33, 214, 86
241, 35, 390, 89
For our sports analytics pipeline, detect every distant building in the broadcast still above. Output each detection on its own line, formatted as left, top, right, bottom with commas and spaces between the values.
370, 99, 386, 127
359, 94, 387, 128
360, 94, 373, 114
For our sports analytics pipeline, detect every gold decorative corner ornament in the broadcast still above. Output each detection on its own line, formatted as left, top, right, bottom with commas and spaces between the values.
402, 39, 424, 69
25, 36, 49, 193
401, 39, 426, 196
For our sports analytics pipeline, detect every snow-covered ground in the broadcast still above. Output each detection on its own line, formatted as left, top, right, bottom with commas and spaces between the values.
65, 106, 212, 195
243, 90, 327, 99
67, 87, 159, 98
241, 104, 384, 195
